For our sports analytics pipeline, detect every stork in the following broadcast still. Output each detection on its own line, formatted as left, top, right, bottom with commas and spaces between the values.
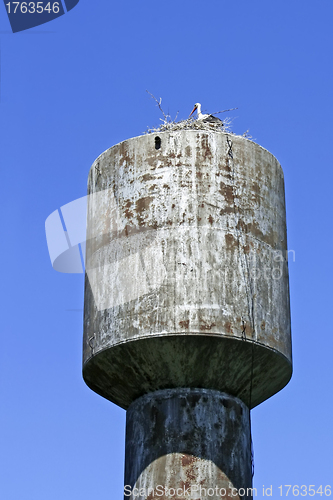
189, 103, 223, 124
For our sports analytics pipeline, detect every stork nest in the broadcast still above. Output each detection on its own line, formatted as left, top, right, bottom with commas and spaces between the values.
145, 116, 234, 135
143, 92, 253, 137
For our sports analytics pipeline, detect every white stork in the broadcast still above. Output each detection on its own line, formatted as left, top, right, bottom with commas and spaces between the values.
189, 103, 223, 124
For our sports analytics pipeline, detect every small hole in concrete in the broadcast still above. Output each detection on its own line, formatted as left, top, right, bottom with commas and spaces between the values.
155, 136, 161, 150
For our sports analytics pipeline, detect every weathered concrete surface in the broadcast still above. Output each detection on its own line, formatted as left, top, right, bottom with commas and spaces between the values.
83, 130, 292, 409
124, 388, 252, 500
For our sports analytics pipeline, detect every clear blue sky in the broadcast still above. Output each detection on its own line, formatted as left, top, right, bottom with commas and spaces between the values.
0, 1, 332, 498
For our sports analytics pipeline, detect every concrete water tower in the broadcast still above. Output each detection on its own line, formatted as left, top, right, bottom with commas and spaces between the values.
83, 129, 292, 499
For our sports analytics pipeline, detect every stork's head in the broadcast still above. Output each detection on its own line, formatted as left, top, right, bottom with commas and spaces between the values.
189, 103, 201, 117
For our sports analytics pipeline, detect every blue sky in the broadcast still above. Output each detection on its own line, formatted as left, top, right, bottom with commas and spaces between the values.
0, 1, 332, 498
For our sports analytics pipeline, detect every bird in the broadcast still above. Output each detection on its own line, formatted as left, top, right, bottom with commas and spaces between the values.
189, 103, 223, 124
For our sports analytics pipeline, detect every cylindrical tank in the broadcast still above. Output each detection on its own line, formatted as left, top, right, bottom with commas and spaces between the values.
83, 130, 292, 410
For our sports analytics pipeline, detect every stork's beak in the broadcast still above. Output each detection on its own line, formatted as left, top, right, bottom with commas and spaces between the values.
189, 105, 197, 117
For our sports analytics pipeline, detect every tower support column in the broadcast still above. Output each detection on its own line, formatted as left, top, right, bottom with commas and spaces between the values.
124, 388, 253, 500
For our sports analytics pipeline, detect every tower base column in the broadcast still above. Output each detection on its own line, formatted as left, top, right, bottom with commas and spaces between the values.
124, 388, 253, 499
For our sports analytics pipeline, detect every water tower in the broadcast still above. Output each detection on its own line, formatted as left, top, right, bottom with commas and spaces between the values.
83, 129, 292, 499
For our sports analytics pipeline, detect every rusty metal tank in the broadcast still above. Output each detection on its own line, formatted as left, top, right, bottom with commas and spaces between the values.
83, 130, 292, 410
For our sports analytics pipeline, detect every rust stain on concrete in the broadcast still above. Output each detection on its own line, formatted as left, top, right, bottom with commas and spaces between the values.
236, 219, 278, 248
142, 173, 156, 181
225, 322, 233, 334
199, 322, 216, 331
135, 196, 154, 225
219, 182, 235, 204
225, 233, 236, 248
200, 134, 213, 160
185, 146, 191, 156
124, 200, 133, 220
